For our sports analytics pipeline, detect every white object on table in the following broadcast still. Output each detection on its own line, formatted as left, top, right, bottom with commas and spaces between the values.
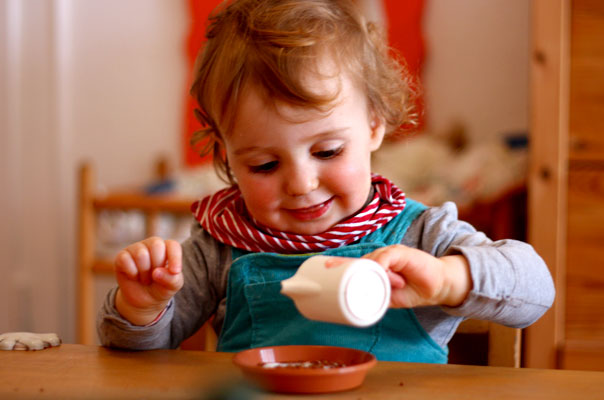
0, 332, 61, 351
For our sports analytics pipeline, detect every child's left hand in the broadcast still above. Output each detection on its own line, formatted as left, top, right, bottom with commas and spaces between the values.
362, 245, 472, 308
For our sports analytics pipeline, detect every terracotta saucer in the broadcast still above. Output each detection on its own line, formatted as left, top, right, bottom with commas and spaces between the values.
232, 345, 376, 394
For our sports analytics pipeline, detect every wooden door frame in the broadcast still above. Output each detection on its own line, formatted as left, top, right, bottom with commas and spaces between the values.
524, 0, 570, 369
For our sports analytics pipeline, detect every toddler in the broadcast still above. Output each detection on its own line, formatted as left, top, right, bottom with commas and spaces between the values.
98, 0, 554, 363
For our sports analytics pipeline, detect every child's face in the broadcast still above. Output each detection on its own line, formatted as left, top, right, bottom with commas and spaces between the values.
224, 73, 385, 235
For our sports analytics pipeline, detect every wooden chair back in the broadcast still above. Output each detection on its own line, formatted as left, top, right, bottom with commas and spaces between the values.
77, 161, 214, 347
450, 319, 521, 367
178, 318, 521, 365
78, 161, 520, 361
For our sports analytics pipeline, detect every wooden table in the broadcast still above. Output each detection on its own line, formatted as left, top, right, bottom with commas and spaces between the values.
2, 344, 603, 399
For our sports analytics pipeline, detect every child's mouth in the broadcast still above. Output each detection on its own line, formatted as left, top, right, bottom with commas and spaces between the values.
285, 197, 334, 221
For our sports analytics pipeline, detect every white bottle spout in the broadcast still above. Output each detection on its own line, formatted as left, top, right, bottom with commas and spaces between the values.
281, 277, 322, 298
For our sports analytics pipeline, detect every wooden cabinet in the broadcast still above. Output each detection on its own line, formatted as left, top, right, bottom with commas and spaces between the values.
562, 0, 604, 370
526, 0, 604, 370
568, 0, 604, 160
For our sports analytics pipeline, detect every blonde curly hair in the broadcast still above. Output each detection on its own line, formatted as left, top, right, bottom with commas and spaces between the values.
190, 0, 417, 184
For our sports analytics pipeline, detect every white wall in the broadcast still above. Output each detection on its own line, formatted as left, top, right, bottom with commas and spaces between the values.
423, 0, 530, 141
69, 0, 187, 187
1, 0, 188, 343
1, 0, 68, 340
0, 0, 529, 343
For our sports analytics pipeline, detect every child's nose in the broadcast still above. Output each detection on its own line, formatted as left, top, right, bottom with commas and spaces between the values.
285, 166, 319, 196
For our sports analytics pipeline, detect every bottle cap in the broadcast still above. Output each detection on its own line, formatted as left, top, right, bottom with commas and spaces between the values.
342, 260, 390, 326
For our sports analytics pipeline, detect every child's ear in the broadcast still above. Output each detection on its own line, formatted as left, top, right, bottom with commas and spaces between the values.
368, 115, 386, 152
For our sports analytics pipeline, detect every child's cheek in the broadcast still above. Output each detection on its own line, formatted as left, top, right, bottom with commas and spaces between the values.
325, 160, 370, 189
323, 157, 373, 208
240, 176, 280, 210
231, 167, 278, 203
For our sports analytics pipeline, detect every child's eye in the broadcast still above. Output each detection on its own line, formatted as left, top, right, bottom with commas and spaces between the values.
313, 146, 344, 160
249, 161, 279, 173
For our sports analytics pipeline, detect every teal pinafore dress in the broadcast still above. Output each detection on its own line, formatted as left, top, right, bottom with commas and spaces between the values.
216, 199, 448, 363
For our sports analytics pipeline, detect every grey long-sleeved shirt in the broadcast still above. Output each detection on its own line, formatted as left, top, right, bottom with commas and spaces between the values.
98, 201, 555, 350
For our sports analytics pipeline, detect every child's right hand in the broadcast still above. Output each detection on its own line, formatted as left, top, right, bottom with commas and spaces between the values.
113, 237, 183, 326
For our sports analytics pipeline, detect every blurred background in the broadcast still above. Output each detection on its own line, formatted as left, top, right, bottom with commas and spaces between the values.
4, 0, 594, 370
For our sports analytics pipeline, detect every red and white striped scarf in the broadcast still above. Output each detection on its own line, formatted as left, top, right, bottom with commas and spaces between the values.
191, 174, 405, 254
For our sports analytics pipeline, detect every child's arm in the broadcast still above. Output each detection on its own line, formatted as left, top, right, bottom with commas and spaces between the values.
98, 225, 228, 350
383, 201, 555, 330
114, 237, 184, 326
363, 245, 473, 308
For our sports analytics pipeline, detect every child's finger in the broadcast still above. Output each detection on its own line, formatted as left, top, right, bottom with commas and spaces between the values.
152, 268, 183, 297
128, 242, 152, 285
363, 246, 404, 273
389, 287, 418, 308
165, 240, 182, 275
363, 246, 417, 289
387, 270, 406, 288
143, 237, 167, 269
115, 250, 138, 279
365, 245, 419, 275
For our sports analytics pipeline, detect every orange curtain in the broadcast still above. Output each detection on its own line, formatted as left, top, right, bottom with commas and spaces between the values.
383, 0, 426, 132
183, 0, 222, 167
183, 0, 425, 166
